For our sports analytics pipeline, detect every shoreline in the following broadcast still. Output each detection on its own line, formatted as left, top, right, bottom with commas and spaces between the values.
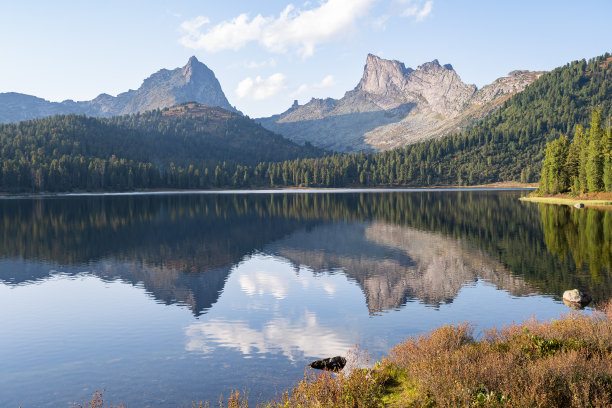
0, 182, 537, 199
520, 194, 612, 210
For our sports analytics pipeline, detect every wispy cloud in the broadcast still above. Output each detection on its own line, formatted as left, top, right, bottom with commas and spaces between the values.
236, 73, 287, 100
244, 58, 277, 69
291, 75, 336, 98
400, 0, 433, 21
179, 0, 377, 58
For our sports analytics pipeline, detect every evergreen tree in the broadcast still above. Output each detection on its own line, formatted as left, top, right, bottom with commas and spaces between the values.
604, 121, 612, 191
586, 110, 605, 192
539, 135, 569, 194
565, 125, 585, 193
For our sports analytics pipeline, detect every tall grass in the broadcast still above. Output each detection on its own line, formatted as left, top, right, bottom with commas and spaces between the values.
387, 303, 612, 407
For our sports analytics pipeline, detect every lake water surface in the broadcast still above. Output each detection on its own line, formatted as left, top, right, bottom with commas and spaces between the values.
0, 190, 610, 407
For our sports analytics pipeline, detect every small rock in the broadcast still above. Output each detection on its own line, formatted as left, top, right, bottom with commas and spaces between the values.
562, 289, 591, 306
309, 356, 347, 372
574, 203, 585, 209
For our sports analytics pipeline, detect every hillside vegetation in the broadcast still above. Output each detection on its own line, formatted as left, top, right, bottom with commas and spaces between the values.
0, 103, 323, 192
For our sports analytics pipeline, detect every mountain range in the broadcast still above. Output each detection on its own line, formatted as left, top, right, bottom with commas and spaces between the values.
257, 54, 544, 152
0, 56, 235, 123
1, 54, 546, 155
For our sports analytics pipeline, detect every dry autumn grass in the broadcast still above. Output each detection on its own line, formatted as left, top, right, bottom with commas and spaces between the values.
79, 303, 612, 408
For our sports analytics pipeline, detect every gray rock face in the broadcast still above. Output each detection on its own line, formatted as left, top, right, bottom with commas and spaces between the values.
0, 56, 236, 123
258, 54, 544, 152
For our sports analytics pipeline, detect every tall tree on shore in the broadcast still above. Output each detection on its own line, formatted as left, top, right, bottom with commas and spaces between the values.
566, 125, 586, 193
586, 110, 605, 192
604, 120, 612, 191
539, 135, 569, 194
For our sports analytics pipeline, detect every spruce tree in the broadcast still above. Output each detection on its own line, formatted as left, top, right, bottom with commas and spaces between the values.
586, 110, 605, 192
566, 125, 584, 193
604, 122, 612, 191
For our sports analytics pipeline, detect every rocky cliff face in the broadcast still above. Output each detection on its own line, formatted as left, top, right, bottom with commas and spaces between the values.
0, 56, 236, 123
258, 54, 544, 152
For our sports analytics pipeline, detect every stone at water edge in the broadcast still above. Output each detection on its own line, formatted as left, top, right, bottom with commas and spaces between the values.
309, 356, 347, 372
562, 289, 592, 305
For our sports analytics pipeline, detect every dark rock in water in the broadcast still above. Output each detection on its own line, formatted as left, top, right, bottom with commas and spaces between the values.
562, 289, 591, 308
309, 356, 347, 372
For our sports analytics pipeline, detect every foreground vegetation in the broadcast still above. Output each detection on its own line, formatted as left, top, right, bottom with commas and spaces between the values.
79, 303, 612, 408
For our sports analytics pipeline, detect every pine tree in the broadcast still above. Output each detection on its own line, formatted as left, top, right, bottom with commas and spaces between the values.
604, 121, 612, 191
566, 125, 585, 193
586, 110, 605, 192
539, 135, 569, 194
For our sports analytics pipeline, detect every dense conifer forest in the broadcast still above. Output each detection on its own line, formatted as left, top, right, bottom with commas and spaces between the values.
0, 54, 610, 193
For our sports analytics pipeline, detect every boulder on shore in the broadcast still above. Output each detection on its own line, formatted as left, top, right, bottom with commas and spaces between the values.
309, 356, 347, 372
562, 289, 591, 306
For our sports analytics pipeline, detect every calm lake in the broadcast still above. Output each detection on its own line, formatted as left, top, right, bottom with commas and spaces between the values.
1, 189, 610, 407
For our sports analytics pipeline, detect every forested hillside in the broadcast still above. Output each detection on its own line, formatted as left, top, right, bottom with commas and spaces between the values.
0, 104, 324, 192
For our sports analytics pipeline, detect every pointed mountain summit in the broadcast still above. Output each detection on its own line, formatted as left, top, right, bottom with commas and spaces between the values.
258, 54, 543, 152
356, 54, 414, 96
0, 57, 236, 123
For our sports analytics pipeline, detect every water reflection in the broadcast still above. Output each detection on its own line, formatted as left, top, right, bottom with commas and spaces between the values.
0, 192, 610, 311
540, 204, 612, 280
269, 222, 535, 312
0, 191, 610, 407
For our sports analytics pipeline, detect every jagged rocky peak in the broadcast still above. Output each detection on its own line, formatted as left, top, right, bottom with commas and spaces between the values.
181, 55, 211, 81
256, 53, 544, 153
357, 54, 413, 95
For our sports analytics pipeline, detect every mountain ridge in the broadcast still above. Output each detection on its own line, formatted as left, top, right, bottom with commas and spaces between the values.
0, 57, 236, 123
258, 54, 544, 152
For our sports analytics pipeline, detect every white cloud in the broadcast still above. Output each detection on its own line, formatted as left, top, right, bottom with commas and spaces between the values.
179, 0, 377, 58
313, 75, 335, 89
401, 0, 433, 21
290, 84, 310, 98
236, 73, 287, 100
179, 13, 269, 52
290, 75, 335, 98
244, 58, 277, 69
372, 14, 390, 31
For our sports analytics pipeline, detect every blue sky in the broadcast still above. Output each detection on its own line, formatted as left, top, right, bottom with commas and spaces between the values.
0, 0, 610, 117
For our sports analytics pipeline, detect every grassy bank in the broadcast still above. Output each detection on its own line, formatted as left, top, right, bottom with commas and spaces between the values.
78, 302, 612, 408
520, 192, 612, 210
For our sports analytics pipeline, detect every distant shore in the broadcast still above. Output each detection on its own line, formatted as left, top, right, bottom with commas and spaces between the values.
0, 183, 537, 199
520, 192, 612, 210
